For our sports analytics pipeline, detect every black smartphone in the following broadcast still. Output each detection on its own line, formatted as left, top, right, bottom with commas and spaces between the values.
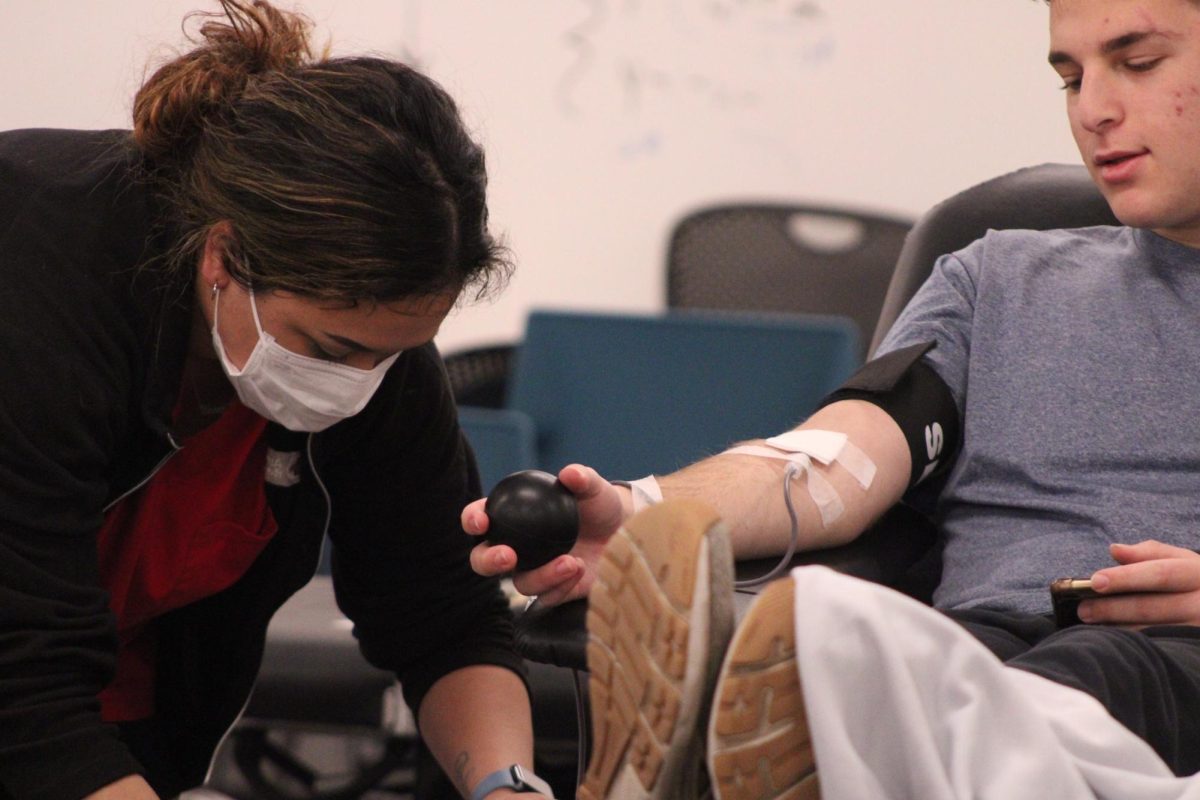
1049, 577, 1102, 628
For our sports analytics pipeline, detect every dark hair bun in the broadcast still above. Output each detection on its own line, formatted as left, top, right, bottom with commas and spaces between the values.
133, 0, 314, 162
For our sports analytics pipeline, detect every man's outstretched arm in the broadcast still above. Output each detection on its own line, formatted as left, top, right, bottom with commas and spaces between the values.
465, 397, 912, 607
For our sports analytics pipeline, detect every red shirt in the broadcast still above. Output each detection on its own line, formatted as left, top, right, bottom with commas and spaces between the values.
96, 402, 277, 721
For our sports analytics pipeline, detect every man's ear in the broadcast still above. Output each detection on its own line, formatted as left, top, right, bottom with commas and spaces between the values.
198, 220, 238, 290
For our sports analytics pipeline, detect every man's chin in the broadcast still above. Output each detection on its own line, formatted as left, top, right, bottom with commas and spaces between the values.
1109, 201, 1200, 247
1100, 191, 1165, 231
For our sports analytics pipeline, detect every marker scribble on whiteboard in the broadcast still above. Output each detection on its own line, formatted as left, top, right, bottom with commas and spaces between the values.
557, 0, 831, 120
618, 131, 662, 159
557, 0, 607, 117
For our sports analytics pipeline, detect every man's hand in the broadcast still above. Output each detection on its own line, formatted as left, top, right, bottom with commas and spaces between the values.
1079, 540, 1200, 628
463, 464, 630, 607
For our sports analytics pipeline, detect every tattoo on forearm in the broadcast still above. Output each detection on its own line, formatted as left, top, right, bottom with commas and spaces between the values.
453, 751, 473, 793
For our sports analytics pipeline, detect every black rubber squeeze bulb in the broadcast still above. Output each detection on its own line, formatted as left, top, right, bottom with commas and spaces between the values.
484, 470, 580, 570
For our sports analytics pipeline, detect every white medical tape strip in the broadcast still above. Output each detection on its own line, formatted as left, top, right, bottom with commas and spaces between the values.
722, 429, 877, 528
766, 429, 847, 464
628, 475, 663, 513
830, 440, 876, 490
802, 460, 845, 527
768, 429, 877, 489
724, 446, 844, 527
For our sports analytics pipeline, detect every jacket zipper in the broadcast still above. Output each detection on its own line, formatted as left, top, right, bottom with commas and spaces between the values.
101, 433, 183, 514
203, 433, 333, 785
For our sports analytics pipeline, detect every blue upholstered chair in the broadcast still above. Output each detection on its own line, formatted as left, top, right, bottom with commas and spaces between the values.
505, 308, 862, 481
457, 406, 537, 492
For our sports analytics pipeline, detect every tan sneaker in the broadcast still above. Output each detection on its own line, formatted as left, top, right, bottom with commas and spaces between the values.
578, 500, 735, 800
708, 576, 820, 800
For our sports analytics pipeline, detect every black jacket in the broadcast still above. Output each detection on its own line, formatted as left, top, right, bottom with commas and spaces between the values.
0, 128, 523, 800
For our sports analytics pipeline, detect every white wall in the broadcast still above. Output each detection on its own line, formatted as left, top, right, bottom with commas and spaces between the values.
2, 1, 1081, 353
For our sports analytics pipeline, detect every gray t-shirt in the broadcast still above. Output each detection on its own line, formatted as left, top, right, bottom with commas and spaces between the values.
878, 226, 1200, 614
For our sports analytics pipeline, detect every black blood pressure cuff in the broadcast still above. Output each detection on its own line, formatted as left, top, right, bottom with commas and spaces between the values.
817, 341, 961, 489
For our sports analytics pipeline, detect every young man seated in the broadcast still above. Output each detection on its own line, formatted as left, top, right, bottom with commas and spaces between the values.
466, 0, 1200, 797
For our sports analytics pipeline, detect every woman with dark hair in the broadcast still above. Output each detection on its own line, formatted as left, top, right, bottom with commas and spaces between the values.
0, 3, 549, 799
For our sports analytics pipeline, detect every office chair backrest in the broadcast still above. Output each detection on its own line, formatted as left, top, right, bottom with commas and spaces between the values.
869, 163, 1119, 356
442, 344, 518, 409
506, 309, 860, 480
667, 204, 912, 352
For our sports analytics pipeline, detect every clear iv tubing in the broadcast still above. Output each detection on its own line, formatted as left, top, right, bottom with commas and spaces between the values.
733, 461, 803, 589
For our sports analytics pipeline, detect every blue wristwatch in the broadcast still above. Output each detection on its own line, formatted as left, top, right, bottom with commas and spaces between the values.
470, 764, 555, 800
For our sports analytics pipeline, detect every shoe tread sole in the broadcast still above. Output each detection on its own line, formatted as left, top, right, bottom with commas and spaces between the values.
710, 578, 820, 800
579, 501, 727, 800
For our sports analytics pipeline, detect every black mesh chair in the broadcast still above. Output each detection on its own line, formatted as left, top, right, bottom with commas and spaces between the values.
438, 204, 909, 408
513, 163, 1121, 784
667, 204, 913, 354
442, 344, 519, 409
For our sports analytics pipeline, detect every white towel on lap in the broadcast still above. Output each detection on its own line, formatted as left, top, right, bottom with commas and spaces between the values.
789, 566, 1200, 800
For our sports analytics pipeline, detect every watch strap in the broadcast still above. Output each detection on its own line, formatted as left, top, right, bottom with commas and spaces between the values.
470, 764, 555, 800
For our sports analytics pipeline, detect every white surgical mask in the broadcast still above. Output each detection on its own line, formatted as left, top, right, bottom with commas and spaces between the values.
211, 285, 400, 432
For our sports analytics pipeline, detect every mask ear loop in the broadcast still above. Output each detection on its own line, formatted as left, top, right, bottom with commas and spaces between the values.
246, 285, 268, 339
213, 281, 266, 343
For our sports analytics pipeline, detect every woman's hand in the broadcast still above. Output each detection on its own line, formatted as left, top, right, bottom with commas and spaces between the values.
84, 775, 159, 800
1079, 540, 1200, 628
463, 464, 631, 607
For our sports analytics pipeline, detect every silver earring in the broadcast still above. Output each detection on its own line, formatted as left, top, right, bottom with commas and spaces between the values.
211, 283, 219, 298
